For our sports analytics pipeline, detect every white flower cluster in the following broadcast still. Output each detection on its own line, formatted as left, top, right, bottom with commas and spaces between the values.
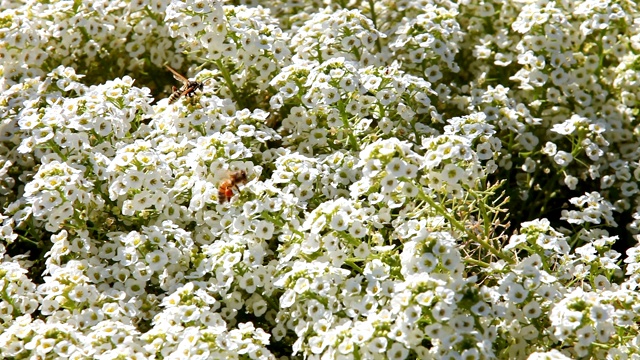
1, 0, 640, 359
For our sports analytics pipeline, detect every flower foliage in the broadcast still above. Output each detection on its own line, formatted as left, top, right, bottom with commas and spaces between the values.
1, 0, 640, 359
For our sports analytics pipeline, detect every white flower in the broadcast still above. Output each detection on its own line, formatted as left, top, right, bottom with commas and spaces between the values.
293, 277, 310, 294
67, 284, 90, 303
441, 163, 464, 185
124, 277, 146, 296
368, 336, 388, 353
553, 151, 573, 166
254, 220, 274, 240
542, 141, 557, 155
386, 158, 407, 177
351, 321, 375, 344
146, 250, 169, 272
330, 211, 349, 231
349, 221, 367, 239
431, 301, 453, 322
576, 326, 595, 346
280, 289, 296, 308
238, 273, 258, 293
564, 175, 578, 190
32, 126, 54, 144
527, 349, 574, 360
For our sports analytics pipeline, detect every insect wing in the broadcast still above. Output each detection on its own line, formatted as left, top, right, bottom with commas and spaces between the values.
165, 65, 189, 85
180, 83, 197, 98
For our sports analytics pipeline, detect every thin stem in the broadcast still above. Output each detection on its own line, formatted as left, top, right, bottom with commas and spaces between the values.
418, 188, 514, 264
214, 59, 242, 108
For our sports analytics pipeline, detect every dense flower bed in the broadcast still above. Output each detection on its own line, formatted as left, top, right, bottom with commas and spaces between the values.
1, 0, 640, 359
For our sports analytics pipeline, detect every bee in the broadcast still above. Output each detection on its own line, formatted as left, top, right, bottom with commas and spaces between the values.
165, 65, 204, 104
218, 170, 248, 204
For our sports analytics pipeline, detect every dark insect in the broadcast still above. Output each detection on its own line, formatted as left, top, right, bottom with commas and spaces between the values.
218, 170, 248, 204
165, 65, 204, 104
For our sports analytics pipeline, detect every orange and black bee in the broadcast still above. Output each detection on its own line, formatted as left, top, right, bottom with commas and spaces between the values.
218, 170, 248, 204
165, 65, 204, 104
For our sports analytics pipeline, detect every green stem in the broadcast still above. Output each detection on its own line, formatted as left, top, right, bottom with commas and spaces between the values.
344, 258, 363, 273
261, 211, 285, 228
418, 188, 514, 264
17, 234, 39, 245
366, 0, 383, 53
338, 103, 360, 151
464, 257, 490, 268
214, 59, 242, 108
